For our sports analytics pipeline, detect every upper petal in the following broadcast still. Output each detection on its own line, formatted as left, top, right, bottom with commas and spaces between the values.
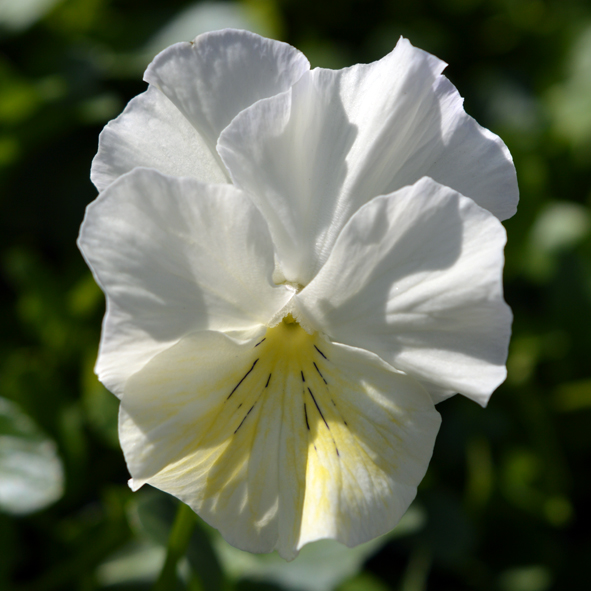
91, 86, 229, 192
218, 37, 518, 285
145, 28, 310, 155
78, 168, 291, 396
297, 177, 512, 406
120, 321, 439, 559
92, 30, 310, 192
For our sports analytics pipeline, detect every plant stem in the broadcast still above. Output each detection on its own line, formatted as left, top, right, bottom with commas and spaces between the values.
152, 502, 197, 591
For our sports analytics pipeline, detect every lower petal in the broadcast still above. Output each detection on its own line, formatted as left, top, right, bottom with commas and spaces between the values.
120, 321, 440, 559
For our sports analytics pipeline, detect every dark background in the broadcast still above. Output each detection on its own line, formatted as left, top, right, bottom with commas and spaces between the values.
1, 0, 590, 589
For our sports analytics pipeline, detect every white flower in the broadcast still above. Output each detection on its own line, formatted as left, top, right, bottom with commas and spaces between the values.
78, 29, 518, 560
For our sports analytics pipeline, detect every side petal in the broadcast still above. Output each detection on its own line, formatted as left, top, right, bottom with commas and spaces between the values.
91, 86, 229, 192
218, 37, 517, 285
145, 29, 310, 155
78, 168, 291, 396
297, 177, 512, 406
120, 322, 440, 560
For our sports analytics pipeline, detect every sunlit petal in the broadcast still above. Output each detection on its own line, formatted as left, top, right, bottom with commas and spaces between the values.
297, 177, 511, 405
91, 86, 228, 192
121, 321, 440, 560
145, 29, 310, 156
218, 37, 517, 285
78, 168, 291, 396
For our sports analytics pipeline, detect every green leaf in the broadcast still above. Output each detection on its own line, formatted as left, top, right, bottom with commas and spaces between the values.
0, 396, 64, 515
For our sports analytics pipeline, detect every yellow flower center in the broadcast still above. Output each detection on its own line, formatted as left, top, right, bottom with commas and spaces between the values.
227, 314, 336, 440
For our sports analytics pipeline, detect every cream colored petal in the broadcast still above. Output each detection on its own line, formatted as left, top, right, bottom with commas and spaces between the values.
296, 337, 440, 550
120, 321, 440, 559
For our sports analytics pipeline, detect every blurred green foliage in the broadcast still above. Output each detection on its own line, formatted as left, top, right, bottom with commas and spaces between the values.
1, 0, 590, 589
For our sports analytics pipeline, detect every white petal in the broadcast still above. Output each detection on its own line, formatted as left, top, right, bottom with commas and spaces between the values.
78, 168, 291, 396
218, 37, 517, 285
145, 29, 310, 154
297, 177, 512, 405
420, 75, 518, 221
120, 321, 440, 559
91, 86, 228, 192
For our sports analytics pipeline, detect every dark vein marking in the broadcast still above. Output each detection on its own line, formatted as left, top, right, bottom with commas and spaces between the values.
265, 373, 272, 388
254, 338, 266, 347
238, 403, 242, 409
329, 397, 348, 426
314, 345, 328, 360
308, 387, 330, 430
313, 362, 327, 384
301, 371, 305, 382
307, 392, 341, 458
234, 404, 256, 434
226, 359, 258, 400
304, 403, 310, 430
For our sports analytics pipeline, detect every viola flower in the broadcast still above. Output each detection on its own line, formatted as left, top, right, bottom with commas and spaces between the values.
78, 30, 518, 560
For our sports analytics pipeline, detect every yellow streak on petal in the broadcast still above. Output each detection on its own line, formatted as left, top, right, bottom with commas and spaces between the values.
123, 318, 438, 558
199, 317, 318, 552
